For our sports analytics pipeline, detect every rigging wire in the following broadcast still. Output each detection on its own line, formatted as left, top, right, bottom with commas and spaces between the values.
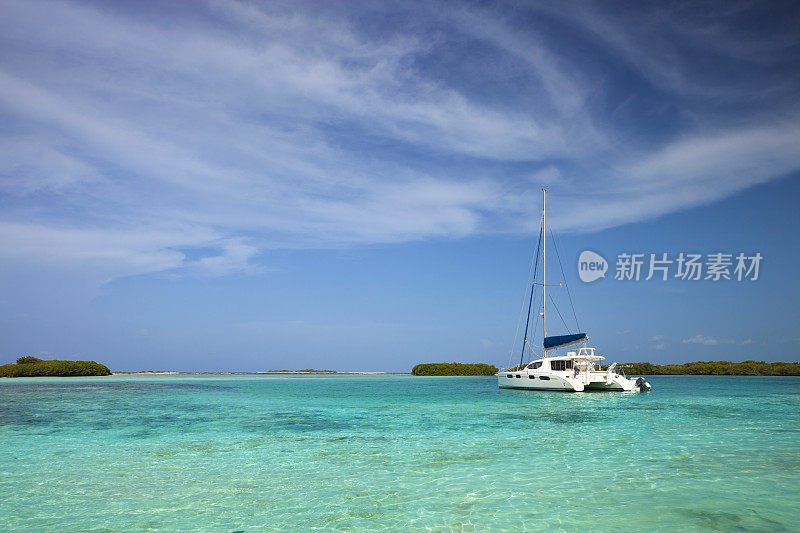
507, 219, 542, 370
526, 299, 542, 365
550, 229, 582, 331
507, 215, 586, 368
518, 224, 543, 369
518, 288, 535, 369
548, 293, 571, 334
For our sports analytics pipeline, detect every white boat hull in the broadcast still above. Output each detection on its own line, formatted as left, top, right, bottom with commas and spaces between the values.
497, 368, 646, 392
498, 371, 584, 391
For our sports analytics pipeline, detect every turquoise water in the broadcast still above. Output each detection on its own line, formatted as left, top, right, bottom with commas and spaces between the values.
1, 375, 798, 532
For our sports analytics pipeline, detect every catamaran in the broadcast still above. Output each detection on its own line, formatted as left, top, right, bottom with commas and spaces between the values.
497, 189, 651, 392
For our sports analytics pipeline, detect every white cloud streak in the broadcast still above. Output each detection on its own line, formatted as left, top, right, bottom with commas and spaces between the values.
0, 0, 797, 280
682, 334, 720, 346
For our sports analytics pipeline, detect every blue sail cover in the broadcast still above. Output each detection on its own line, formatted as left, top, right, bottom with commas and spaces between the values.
544, 333, 587, 349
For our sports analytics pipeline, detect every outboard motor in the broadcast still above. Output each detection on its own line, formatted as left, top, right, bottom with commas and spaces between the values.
635, 377, 651, 392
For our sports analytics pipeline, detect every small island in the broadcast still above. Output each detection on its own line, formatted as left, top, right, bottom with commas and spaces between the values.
622, 360, 800, 376
0, 356, 112, 378
255, 369, 338, 374
412, 360, 800, 377
411, 362, 498, 376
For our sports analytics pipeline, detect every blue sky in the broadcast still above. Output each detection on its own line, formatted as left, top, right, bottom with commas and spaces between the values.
0, 0, 798, 371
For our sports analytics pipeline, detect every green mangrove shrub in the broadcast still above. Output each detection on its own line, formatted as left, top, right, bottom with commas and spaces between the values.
1, 358, 112, 377
411, 362, 499, 376
622, 360, 800, 376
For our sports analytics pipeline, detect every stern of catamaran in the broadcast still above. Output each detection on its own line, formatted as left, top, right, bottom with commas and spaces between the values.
563, 347, 651, 392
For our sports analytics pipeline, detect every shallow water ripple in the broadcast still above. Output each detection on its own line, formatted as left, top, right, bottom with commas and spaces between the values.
1, 374, 798, 531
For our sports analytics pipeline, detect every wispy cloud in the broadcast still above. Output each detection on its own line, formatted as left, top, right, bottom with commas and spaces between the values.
651, 335, 666, 350
188, 238, 261, 277
0, 0, 798, 282
682, 334, 719, 346
0, 222, 202, 275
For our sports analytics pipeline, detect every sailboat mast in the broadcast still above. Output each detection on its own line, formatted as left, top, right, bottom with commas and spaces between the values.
542, 188, 547, 350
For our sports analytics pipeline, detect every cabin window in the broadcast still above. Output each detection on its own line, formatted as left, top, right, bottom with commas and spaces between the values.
515, 374, 521, 378
550, 360, 573, 371
506, 374, 512, 378
527, 362, 542, 370
529, 375, 536, 379
539, 376, 550, 380
552, 360, 563, 371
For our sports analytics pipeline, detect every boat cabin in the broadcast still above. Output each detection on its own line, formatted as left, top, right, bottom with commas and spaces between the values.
524, 347, 606, 373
